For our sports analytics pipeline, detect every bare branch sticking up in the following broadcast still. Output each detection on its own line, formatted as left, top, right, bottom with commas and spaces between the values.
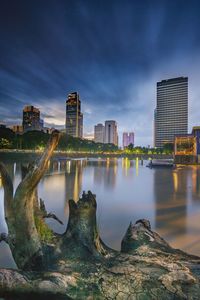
40, 198, 63, 225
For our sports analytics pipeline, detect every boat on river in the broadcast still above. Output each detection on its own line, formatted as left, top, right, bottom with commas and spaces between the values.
147, 159, 175, 168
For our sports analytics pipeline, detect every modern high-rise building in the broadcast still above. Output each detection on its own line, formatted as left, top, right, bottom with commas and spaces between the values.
23, 105, 41, 132
153, 109, 157, 147
154, 77, 188, 148
66, 92, 83, 138
94, 123, 104, 143
104, 120, 118, 146
123, 132, 134, 149
129, 132, 134, 145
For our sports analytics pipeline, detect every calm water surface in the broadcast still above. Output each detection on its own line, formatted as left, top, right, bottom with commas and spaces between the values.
1, 157, 200, 268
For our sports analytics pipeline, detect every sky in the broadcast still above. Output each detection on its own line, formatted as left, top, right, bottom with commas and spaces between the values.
1, 0, 200, 146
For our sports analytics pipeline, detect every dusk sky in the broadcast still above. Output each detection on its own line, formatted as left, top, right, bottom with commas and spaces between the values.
1, 0, 200, 146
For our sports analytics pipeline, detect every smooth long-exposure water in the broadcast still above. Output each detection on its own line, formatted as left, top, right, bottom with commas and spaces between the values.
1, 157, 200, 268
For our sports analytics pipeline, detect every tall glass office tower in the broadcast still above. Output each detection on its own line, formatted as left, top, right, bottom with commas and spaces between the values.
66, 92, 83, 138
154, 77, 188, 148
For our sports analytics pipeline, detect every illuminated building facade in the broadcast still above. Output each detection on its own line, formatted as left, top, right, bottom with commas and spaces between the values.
174, 127, 200, 163
94, 123, 104, 143
66, 92, 83, 138
192, 127, 200, 155
155, 77, 188, 148
174, 135, 196, 155
123, 132, 134, 149
104, 120, 118, 146
23, 105, 41, 132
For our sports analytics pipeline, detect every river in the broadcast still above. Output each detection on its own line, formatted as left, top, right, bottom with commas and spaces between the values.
1, 157, 200, 268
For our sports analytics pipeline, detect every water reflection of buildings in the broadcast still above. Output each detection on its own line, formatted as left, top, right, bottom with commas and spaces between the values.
191, 167, 200, 199
154, 168, 187, 243
64, 160, 84, 213
93, 159, 118, 188
41, 159, 84, 216
122, 158, 137, 177
122, 158, 131, 177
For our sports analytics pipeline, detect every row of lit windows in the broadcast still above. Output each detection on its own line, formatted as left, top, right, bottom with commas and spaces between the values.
157, 107, 188, 110
156, 127, 187, 130
157, 96, 188, 100
157, 92, 187, 96
157, 98, 188, 103
156, 108, 188, 116
156, 123, 187, 126
157, 86, 188, 91
156, 128, 188, 131
157, 88, 187, 93
156, 124, 188, 127
157, 96, 188, 101
156, 115, 188, 117
157, 87, 188, 92
156, 116, 188, 119
157, 83, 188, 89
157, 98, 188, 102
157, 104, 188, 108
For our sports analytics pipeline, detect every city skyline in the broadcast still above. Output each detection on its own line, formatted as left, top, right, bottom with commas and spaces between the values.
0, 77, 193, 147
1, 1, 200, 146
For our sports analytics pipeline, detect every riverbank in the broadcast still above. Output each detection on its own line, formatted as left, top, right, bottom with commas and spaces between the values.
0, 149, 173, 161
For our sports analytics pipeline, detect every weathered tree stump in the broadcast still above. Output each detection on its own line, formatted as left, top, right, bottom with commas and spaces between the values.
0, 131, 200, 299
61, 191, 111, 260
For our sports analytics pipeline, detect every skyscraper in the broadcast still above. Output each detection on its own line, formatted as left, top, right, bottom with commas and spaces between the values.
23, 105, 41, 132
123, 132, 134, 149
94, 123, 104, 143
153, 109, 157, 147
104, 120, 118, 146
129, 132, 134, 145
154, 77, 188, 148
66, 92, 83, 138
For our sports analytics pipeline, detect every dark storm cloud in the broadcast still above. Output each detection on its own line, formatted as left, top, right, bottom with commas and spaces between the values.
1, 0, 200, 145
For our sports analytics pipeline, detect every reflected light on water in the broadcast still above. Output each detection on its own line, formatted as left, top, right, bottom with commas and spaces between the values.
135, 157, 139, 176
122, 157, 132, 177
106, 157, 110, 169
73, 164, 80, 202
173, 171, 178, 192
67, 160, 71, 174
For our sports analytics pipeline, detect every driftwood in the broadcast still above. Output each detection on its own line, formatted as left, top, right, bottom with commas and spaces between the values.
0, 130, 200, 299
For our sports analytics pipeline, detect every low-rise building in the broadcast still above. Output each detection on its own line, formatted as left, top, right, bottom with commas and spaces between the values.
12, 125, 23, 134
174, 127, 200, 163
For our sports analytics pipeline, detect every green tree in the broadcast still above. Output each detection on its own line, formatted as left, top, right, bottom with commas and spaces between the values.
0, 138, 12, 148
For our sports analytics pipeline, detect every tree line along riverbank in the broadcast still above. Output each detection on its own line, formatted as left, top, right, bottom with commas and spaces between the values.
0, 127, 173, 155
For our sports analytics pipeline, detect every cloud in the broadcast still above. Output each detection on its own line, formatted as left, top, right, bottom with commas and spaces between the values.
1, 0, 200, 145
